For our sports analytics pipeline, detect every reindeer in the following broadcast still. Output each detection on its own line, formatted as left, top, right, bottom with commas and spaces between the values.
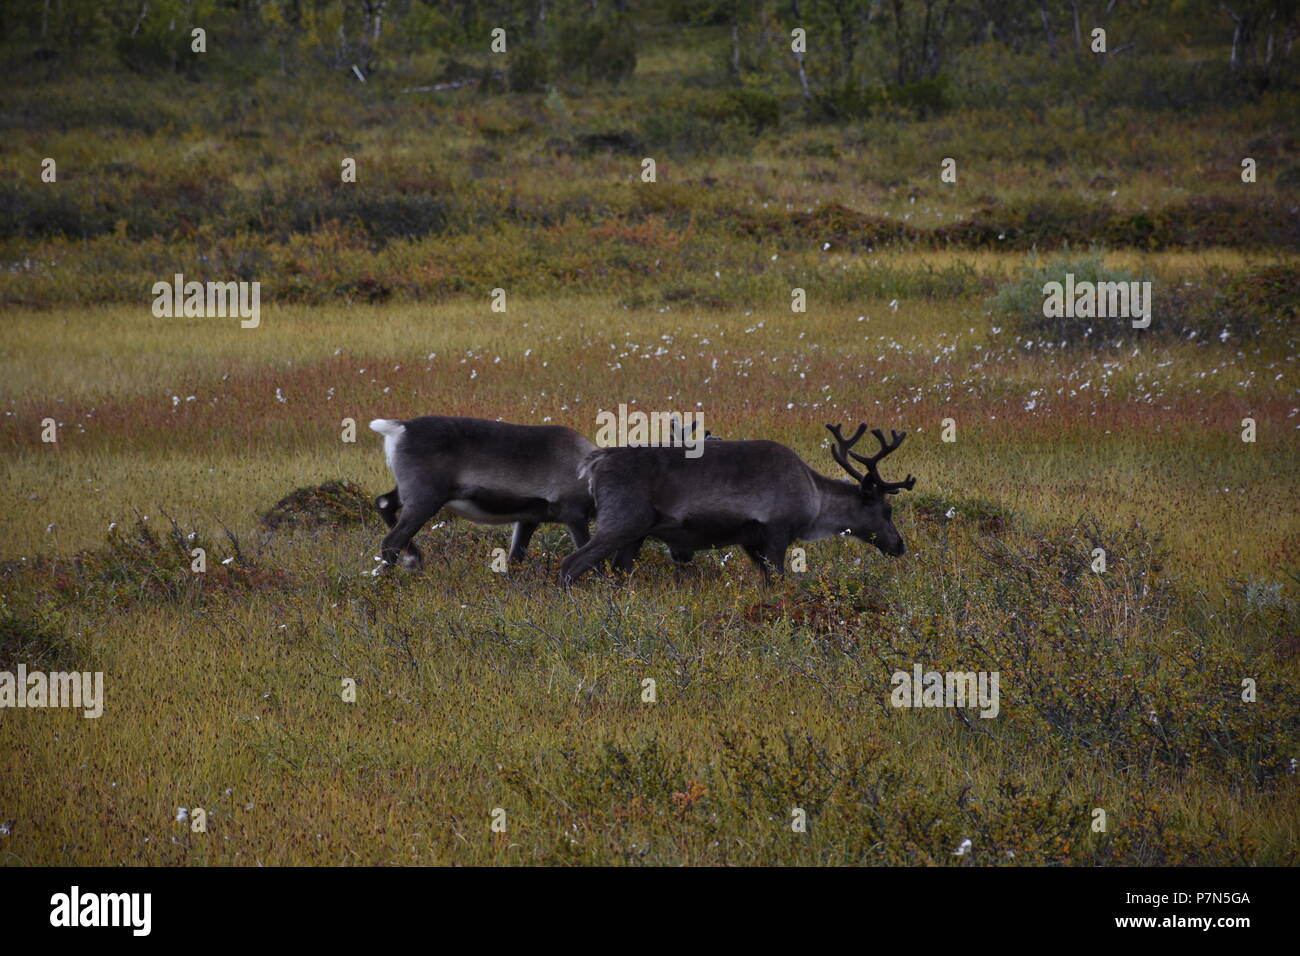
559, 423, 915, 586
624, 414, 719, 568
369, 416, 596, 569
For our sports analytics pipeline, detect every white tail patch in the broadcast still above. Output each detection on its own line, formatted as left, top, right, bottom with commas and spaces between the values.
369, 419, 405, 472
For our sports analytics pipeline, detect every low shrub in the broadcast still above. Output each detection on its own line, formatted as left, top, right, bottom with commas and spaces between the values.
988, 253, 1137, 344
991, 256, 1299, 346
555, 18, 637, 86
259, 480, 378, 532
0, 597, 81, 672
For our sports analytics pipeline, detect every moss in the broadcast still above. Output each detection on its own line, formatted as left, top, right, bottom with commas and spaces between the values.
259, 480, 378, 532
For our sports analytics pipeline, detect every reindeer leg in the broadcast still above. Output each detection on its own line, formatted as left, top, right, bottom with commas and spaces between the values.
560, 535, 628, 586
743, 532, 790, 588
375, 487, 401, 528
612, 537, 646, 574
563, 488, 652, 586
376, 487, 424, 565
379, 491, 443, 571
564, 520, 591, 549
742, 546, 775, 586
509, 522, 538, 562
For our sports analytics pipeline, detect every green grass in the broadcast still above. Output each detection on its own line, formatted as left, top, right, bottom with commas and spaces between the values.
1, 291, 1297, 865
1, 8, 1297, 866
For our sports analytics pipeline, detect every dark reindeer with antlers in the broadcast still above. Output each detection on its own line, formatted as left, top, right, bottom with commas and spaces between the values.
559, 422, 916, 587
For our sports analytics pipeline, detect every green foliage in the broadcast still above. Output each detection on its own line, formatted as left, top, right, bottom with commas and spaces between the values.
991, 255, 1300, 347
875, 516, 1300, 792
1223, 262, 1300, 325
989, 253, 1138, 344
721, 86, 783, 134
1, 517, 295, 610
509, 41, 551, 93
114, 21, 197, 75
0, 596, 80, 672
639, 89, 761, 156
554, 17, 637, 86
811, 78, 951, 122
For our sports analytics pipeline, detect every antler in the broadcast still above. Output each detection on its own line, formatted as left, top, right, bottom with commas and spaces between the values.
848, 428, 916, 493
825, 423, 868, 481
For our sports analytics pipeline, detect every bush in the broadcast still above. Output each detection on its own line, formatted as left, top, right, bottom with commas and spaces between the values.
114, 25, 190, 74
992, 255, 1299, 347
893, 77, 952, 117
809, 78, 949, 121
1223, 262, 1300, 326
988, 253, 1139, 345
809, 83, 887, 122
574, 129, 645, 155
286, 194, 454, 245
0, 597, 80, 672
907, 491, 1014, 533
724, 87, 782, 134
0, 516, 293, 610
509, 41, 550, 93
555, 18, 637, 85
640, 108, 747, 157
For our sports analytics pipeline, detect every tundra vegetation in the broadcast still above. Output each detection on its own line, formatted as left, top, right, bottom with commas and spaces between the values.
0, 1, 1297, 865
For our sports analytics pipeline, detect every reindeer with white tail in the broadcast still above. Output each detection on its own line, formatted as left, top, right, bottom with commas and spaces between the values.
368, 416, 596, 570
367, 413, 714, 571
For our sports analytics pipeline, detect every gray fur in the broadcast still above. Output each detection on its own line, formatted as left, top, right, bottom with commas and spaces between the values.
560, 422, 916, 587
370, 415, 596, 569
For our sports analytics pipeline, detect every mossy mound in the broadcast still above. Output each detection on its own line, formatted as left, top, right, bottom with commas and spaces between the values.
259, 480, 378, 531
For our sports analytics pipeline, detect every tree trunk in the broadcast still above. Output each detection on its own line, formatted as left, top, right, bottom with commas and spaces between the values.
1038, 0, 1057, 58
891, 0, 907, 85
130, 1, 149, 38
791, 0, 811, 100
1070, 0, 1082, 61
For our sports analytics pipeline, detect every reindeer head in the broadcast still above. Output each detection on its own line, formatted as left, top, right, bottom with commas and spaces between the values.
826, 423, 917, 557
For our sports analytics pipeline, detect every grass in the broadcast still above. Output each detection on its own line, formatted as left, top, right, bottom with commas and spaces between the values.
1, 8, 1297, 866
2, 293, 1294, 576
1, 288, 1297, 865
